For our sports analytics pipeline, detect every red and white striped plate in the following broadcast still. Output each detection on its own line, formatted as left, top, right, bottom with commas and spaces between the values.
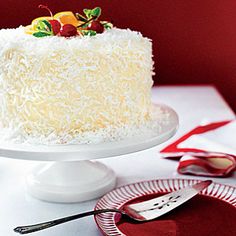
95, 179, 236, 236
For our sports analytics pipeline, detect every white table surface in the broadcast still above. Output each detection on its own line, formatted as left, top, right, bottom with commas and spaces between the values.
0, 85, 235, 236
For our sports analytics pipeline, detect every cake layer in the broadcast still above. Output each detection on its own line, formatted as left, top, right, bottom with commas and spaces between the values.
0, 27, 154, 144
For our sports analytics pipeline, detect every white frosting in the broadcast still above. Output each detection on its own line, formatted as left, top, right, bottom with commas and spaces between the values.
0, 105, 170, 145
0, 27, 155, 144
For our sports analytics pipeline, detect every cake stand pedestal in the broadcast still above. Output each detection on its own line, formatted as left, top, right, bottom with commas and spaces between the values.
0, 104, 178, 203
27, 161, 116, 203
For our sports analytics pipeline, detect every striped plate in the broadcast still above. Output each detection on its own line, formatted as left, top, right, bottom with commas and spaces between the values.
95, 179, 236, 236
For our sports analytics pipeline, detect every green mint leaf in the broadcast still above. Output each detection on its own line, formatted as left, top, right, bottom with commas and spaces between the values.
42, 20, 52, 32
36, 20, 52, 34
83, 7, 101, 20
33, 32, 51, 37
36, 20, 45, 31
102, 21, 113, 30
91, 7, 101, 19
83, 9, 92, 19
82, 30, 97, 36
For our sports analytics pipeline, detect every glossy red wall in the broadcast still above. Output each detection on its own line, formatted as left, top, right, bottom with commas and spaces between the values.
1, 0, 236, 111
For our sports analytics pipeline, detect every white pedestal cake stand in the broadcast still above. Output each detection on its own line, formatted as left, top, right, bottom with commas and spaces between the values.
0, 104, 178, 203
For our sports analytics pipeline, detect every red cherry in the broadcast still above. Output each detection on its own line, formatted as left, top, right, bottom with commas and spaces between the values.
60, 24, 77, 37
49, 20, 61, 35
87, 20, 104, 34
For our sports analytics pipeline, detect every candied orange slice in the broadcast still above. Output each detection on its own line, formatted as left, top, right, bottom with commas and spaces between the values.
54, 11, 80, 26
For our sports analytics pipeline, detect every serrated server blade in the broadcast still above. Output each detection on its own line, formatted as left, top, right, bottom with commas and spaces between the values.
125, 180, 212, 221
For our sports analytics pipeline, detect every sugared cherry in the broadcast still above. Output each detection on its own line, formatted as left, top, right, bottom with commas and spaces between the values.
87, 20, 104, 33
49, 20, 61, 35
60, 24, 77, 37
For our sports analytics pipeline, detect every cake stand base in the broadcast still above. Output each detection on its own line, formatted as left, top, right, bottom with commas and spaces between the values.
26, 161, 116, 203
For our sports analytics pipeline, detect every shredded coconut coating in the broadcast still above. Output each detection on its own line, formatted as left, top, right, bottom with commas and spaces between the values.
0, 27, 154, 144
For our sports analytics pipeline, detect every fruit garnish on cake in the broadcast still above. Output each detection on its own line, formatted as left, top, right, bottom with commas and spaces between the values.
24, 5, 113, 37
0, 5, 154, 145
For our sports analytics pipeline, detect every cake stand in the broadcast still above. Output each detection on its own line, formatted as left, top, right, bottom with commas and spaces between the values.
0, 104, 178, 203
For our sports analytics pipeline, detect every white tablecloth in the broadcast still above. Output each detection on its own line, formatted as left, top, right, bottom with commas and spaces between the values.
0, 86, 235, 236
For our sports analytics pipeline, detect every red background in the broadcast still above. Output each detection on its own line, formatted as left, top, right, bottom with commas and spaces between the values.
1, 0, 236, 111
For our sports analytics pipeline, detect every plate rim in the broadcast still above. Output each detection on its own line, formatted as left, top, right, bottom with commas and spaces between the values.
94, 178, 236, 236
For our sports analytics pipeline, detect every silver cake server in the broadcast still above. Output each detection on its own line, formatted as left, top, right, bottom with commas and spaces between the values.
14, 180, 212, 234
